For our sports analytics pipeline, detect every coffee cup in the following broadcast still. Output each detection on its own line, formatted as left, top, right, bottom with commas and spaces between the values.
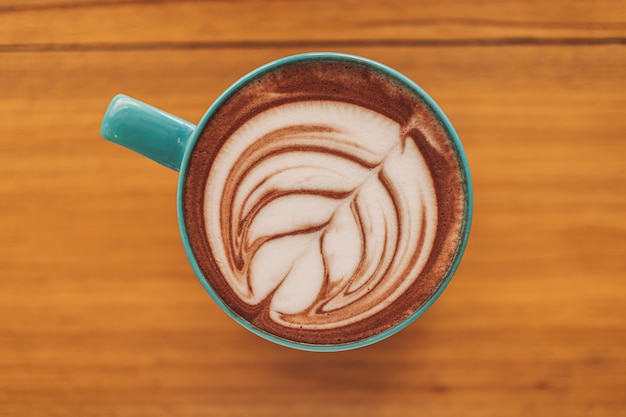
100, 52, 473, 351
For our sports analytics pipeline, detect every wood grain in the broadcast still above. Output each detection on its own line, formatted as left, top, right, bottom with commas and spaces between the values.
0, 0, 625, 48
1, 1, 625, 416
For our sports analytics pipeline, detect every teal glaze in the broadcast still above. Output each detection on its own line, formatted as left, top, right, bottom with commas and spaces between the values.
101, 95, 195, 171
100, 52, 473, 352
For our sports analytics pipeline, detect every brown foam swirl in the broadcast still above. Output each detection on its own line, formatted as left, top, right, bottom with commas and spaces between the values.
204, 101, 437, 331
183, 57, 469, 345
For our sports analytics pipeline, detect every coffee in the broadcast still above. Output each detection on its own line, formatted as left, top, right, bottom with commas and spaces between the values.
182, 56, 468, 345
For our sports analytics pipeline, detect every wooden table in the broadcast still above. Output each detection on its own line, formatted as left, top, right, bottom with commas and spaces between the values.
1, 1, 625, 416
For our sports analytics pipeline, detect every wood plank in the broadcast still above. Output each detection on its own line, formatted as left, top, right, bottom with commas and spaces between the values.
0, 0, 625, 48
0, 45, 624, 416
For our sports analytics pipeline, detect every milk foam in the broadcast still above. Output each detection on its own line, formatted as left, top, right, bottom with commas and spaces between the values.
204, 101, 437, 330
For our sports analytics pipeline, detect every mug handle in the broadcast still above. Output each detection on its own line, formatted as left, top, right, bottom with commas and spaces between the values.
100, 95, 196, 172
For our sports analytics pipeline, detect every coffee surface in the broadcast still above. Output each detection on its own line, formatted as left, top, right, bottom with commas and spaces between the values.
183, 57, 468, 345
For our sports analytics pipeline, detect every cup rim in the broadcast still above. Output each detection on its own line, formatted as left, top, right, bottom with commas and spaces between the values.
176, 52, 473, 352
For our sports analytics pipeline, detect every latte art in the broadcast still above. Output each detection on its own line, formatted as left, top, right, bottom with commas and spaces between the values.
182, 56, 469, 346
205, 101, 438, 330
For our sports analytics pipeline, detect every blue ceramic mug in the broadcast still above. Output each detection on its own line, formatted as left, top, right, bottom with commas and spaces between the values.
100, 52, 472, 351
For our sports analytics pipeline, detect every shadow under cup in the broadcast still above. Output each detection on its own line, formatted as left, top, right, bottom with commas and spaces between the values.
102, 53, 473, 352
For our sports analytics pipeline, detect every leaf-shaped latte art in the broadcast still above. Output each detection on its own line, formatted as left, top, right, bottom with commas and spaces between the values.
204, 101, 437, 330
